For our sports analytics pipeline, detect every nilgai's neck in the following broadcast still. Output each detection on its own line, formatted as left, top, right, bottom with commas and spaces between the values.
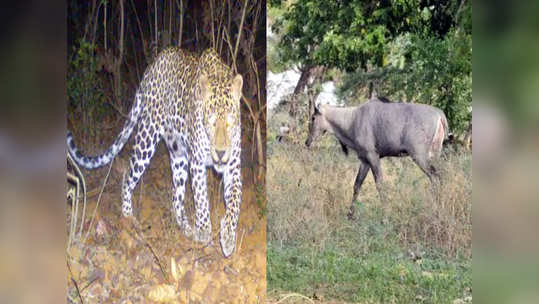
323, 106, 357, 147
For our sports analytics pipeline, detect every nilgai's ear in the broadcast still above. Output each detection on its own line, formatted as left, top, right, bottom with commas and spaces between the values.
199, 74, 209, 100
231, 74, 243, 100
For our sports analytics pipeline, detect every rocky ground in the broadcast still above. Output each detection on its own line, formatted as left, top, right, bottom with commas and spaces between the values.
67, 140, 266, 303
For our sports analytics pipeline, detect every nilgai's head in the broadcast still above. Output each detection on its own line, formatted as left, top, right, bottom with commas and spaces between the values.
198, 51, 243, 169
305, 105, 329, 147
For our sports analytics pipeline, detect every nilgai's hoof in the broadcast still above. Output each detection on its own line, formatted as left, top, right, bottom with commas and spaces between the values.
347, 211, 356, 221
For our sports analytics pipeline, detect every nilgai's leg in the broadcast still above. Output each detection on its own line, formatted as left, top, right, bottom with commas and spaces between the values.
412, 154, 439, 184
348, 161, 370, 220
366, 152, 386, 202
412, 154, 442, 201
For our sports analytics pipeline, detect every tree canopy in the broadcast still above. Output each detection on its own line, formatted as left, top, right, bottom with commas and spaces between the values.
271, 0, 472, 136
272, 0, 462, 71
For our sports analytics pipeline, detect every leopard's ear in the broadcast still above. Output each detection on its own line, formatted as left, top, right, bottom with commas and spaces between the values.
231, 74, 243, 101
199, 74, 209, 100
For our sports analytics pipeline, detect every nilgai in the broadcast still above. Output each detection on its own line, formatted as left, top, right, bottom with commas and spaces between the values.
305, 97, 448, 219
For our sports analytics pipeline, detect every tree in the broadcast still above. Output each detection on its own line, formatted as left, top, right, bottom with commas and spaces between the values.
271, 0, 472, 137
272, 0, 458, 71
340, 1, 472, 136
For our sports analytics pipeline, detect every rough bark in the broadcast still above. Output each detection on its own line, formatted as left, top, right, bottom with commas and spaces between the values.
289, 66, 312, 118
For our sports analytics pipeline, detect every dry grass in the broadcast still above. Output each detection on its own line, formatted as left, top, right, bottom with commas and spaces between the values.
267, 141, 472, 259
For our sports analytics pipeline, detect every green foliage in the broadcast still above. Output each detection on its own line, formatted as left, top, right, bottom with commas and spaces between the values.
341, 28, 472, 135
268, 4, 288, 72
271, 0, 455, 71
388, 29, 471, 136
271, 0, 472, 135
67, 39, 107, 119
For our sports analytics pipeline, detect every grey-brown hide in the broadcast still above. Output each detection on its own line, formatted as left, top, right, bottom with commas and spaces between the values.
305, 98, 448, 219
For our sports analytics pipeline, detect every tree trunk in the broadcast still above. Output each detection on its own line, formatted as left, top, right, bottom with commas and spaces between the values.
289, 66, 312, 118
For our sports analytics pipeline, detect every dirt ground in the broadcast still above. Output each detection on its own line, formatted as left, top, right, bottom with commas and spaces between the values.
67, 139, 266, 303
267, 291, 352, 304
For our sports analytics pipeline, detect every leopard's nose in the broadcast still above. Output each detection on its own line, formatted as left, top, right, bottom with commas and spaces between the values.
216, 150, 225, 160
214, 149, 229, 164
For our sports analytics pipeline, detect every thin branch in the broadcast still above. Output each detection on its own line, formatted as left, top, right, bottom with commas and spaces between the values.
129, 221, 170, 283
154, 0, 157, 44
103, 0, 107, 51
227, 0, 232, 62
250, 54, 262, 113
223, 30, 235, 59
216, 4, 224, 54
130, 0, 145, 79
82, 0, 97, 43
107, 99, 129, 119
68, 152, 87, 238
145, 240, 169, 283
455, 0, 467, 26
169, 0, 172, 41
179, 0, 183, 45
146, 0, 153, 50
83, 158, 114, 243
67, 261, 84, 304
115, 0, 125, 106
210, 0, 215, 48
232, 0, 249, 73
80, 276, 100, 293
90, 0, 104, 47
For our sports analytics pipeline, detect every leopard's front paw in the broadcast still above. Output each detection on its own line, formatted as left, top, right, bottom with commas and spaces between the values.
193, 226, 212, 244
176, 215, 193, 238
219, 217, 237, 258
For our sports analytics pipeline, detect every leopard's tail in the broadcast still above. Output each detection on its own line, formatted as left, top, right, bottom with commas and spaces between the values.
67, 91, 143, 169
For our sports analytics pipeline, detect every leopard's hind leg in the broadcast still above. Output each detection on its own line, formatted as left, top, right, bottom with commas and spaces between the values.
122, 121, 161, 217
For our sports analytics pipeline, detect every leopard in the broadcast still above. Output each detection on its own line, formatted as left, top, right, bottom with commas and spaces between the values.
67, 47, 244, 257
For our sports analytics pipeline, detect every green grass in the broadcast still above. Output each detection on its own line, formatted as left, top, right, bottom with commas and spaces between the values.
268, 204, 471, 303
267, 139, 472, 303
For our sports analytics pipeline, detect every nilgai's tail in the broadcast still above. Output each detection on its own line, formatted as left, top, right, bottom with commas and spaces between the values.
440, 112, 449, 140
430, 112, 448, 158
67, 92, 143, 169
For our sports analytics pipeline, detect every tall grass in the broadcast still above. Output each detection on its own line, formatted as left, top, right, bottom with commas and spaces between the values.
267, 139, 472, 302
268, 142, 471, 259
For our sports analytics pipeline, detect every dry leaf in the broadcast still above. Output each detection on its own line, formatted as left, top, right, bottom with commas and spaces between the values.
147, 284, 176, 302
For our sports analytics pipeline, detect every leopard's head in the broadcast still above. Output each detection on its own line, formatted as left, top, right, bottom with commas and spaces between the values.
198, 67, 243, 168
